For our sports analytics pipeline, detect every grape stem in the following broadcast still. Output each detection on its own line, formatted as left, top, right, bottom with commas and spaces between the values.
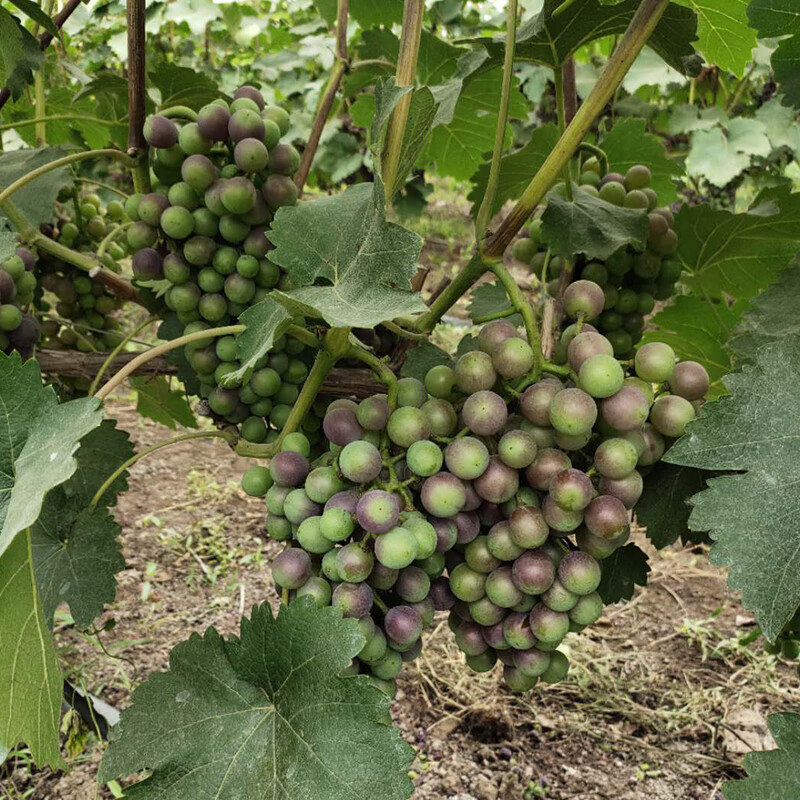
541, 361, 572, 377
472, 306, 517, 325
576, 143, 609, 176
96, 221, 133, 258
89, 429, 236, 509
488, 261, 542, 380
236, 327, 352, 458
381, 319, 427, 341
94, 324, 246, 400
87, 314, 159, 396
474, 0, 519, 239
158, 106, 198, 121
373, 594, 390, 615
0, 115, 128, 134
286, 325, 320, 349
0, 150, 138, 205
346, 342, 399, 409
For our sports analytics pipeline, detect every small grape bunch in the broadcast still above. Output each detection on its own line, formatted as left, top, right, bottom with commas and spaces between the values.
512, 158, 681, 359
123, 85, 322, 443
0, 247, 40, 357
245, 315, 710, 696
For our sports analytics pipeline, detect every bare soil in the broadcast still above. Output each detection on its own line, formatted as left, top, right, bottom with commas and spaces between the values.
5, 401, 799, 800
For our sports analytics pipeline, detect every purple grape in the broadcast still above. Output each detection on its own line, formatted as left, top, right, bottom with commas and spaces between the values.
430, 577, 456, 610
431, 517, 458, 552
395, 566, 430, 603
567, 331, 614, 372
512, 550, 555, 595
197, 103, 231, 141
601, 385, 650, 431
548, 468, 594, 511
453, 510, 481, 544
479, 502, 504, 528
385, 605, 423, 646
639, 423, 666, 465
131, 248, 163, 281
650, 394, 696, 438
482, 620, 510, 650
462, 481, 482, 511
525, 448, 571, 491
513, 647, 551, 678
454, 620, 488, 656
357, 490, 400, 533
478, 319, 517, 354
324, 490, 359, 514
332, 582, 374, 618
575, 526, 628, 559
421, 398, 458, 437
272, 548, 311, 589
473, 456, 519, 504
549, 388, 597, 436
509, 506, 549, 549
454, 350, 497, 394
584, 494, 629, 540
269, 450, 310, 487
337, 542, 374, 583
323, 407, 363, 446
670, 361, 710, 401
520, 379, 563, 426
367, 562, 399, 590
143, 115, 178, 148
563, 280, 604, 320
598, 471, 643, 508
462, 390, 508, 436
357, 394, 390, 431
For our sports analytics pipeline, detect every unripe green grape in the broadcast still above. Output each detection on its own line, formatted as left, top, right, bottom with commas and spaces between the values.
569, 592, 603, 626
541, 577, 578, 612
578, 353, 624, 398
529, 603, 569, 643
487, 521, 524, 561
336, 542, 374, 583
241, 416, 267, 443
478, 319, 517, 355
504, 611, 538, 649
228, 108, 265, 142
359, 628, 388, 664
234, 138, 269, 173
422, 398, 458, 437
420, 473, 466, 517
262, 118, 281, 150
338, 440, 382, 483
511, 237, 538, 263
404, 516, 438, 560
594, 437, 638, 479
265, 513, 292, 541
540, 650, 569, 683
224, 273, 256, 305
127, 221, 158, 251
406, 439, 443, 477
319, 508, 354, 542
635, 341, 675, 383
558, 551, 601, 595
396, 376, 427, 408
599, 180, 626, 206
492, 337, 534, 379
497, 429, 538, 469
454, 350, 497, 394
221, 177, 257, 215
268, 143, 301, 175
262, 105, 290, 135
549, 388, 597, 435
549, 468, 593, 511
356, 394, 390, 431
464, 536, 501, 574
387, 406, 430, 448
375, 526, 418, 569
197, 292, 227, 322
485, 565, 523, 608
219, 214, 251, 243
449, 562, 486, 602
424, 364, 455, 398
650, 394, 695, 438
184, 235, 218, 266
255, 259, 280, 288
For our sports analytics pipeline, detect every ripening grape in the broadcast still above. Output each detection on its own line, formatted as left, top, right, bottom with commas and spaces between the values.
669, 360, 710, 401
649, 394, 696, 438
635, 341, 675, 383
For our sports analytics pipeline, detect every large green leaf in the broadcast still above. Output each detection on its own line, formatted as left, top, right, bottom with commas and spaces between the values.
641, 295, 749, 396
474, 0, 699, 73
0, 6, 43, 99
149, 62, 220, 110
597, 544, 650, 604
601, 118, 684, 204
0, 147, 75, 232
99, 600, 414, 799
635, 461, 708, 549
729, 260, 800, 363
673, 189, 800, 301
130, 376, 197, 431
541, 188, 649, 261
269, 182, 425, 328
31, 421, 133, 628
0, 531, 63, 768
467, 124, 560, 217
685, 127, 753, 187
350, 0, 404, 29
401, 342, 453, 381
676, 0, 755, 76
666, 335, 800, 641
723, 712, 800, 799
748, 0, 800, 108
0, 352, 105, 558
7, 0, 58, 36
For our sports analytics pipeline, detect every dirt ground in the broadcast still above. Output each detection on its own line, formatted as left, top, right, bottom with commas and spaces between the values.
4, 399, 799, 800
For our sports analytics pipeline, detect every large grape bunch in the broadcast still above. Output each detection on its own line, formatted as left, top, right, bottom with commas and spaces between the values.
125, 85, 323, 446
243, 311, 710, 696
512, 159, 680, 360
37, 193, 129, 368
0, 246, 40, 357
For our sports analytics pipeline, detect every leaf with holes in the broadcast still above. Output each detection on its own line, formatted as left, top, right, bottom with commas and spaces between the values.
99, 600, 414, 799
666, 335, 800, 641
541, 189, 648, 261
130, 376, 197, 431
723, 712, 800, 799
269, 181, 425, 328
597, 544, 650, 604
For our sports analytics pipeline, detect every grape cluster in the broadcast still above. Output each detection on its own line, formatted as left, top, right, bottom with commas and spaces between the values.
38, 193, 128, 361
126, 85, 323, 444
512, 160, 680, 360
245, 314, 710, 695
0, 246, 40, 357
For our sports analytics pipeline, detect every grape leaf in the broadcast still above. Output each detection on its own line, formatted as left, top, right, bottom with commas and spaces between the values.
676, 0, 755, 76
600, 118, 683, 204
640, 295, 749, 397
635, 461, 708, 549
467, 124, 560, 218
665, 335, 800, 641
350, 0, 403, 29
729, 261, 800, 364
668, 104, 727, 134
0, 6, 43, 99
597, 544, 650, 604
99, 600, 414, 799
423, 68, 527, 181
148, 62, 219, 110
0, 531, 63, 768
269, 181, 425, 328
748, 0, 800, 108
727, 118, 771, 157
31, 421, 132, 628
468, 280, 522, 326
541, 189, 648, 261
0, 147, 74, 232
755, 96, 800, 152
0, 352, 105, 559
401, 341, 453, 381
673, 189, 800, 301
685, 127, 753, 187
723, 712, 800, 799
130, 376, 197, 431
473, 0, 699, 73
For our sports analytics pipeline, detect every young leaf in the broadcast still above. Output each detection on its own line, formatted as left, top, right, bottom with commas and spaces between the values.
467, 124, 560, 218
597, 544, 650, 604
31, 422, 133, 628
224, 296, 293, 386
729, 261, 800, 364
674, 189, 800, 301
269, 181, 425, 328
541, 189, 649, 261
723, 712, 800, 799
600, 118, 683, 204
635, 462, 708, 549
640, 295, 749, 396
0, 352, 105, 559
0, 6, 43, 99
747, 1, 800, 108
0, 532, 63, 769
685, 127, 752, 187
666, 335, 800, 641
99, 600, 414, 799
401, 341, 453, 381
468, 280, 523, 326
130, 376, 197, 431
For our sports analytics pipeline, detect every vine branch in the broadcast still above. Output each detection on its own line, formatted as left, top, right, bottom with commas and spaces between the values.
127, 0, 150, 193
